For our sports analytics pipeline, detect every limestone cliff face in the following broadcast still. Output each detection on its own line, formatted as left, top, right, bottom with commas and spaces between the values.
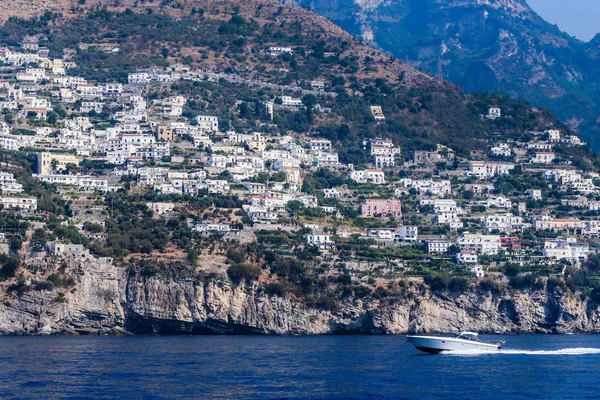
1, 258, 600, 335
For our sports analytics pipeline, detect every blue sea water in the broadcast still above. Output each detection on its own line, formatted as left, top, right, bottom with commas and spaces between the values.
0, 335, 598, 399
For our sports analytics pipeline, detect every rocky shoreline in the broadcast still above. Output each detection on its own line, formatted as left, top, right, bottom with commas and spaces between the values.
1, 257, 599, 335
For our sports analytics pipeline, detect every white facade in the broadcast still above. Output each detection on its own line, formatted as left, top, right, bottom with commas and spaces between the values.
36, 175, 108, 192
374, 154, 396, 169
481, 213, 523, 233
0, 196, 37, 212
457, 233, 500, 255
194, 115, 219, 132
491, 143, 512, 157
428, 240, 452, 254
397, 226, 418, 242
479, 196, 512, 210
306, 234, 334, 249
350, 169, 386, 185
280, 96, 303, 109
268, 47, 293, 56
532, 152, 555, 164
469, 161, 514, 179
400, 179, 452, 196
457, 250, 478, 265
0, 172, 23, 193
308, 139, 332, 151
543, 237, 589, 261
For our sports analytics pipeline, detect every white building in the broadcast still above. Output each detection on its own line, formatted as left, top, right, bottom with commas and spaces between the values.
543, 237, 589, 262
370, 138, 399, 156
437, 213, 463, 229
396, 226, 418, 242
36, 175, 108, 192
128, 72, 150, 85
373, 154, 396, 169
313, 152, 339, 166
546, 129, 561, 142
428, 239, 452, 254
491, 143, 512, 157
204, 179, 230, 194
532, 152, 556, 164
486, 107, 501, 119
280, 96, 303, 109
370, 106, 385, 121
456, 250, 478, 265
350, 169, 386, 185
308, 139, 332, 151
80, 102, 104, 113
267, 46, 293, 56
0, 172, 23, 193
0, 196, 37, 212
479, 196, 512, 210
469, 161, 515, 179
526, 189, 542, 200
104, 83, 123, 97
456, 233, 501, 255
243, 205, 278, 222
305, 234, 335, 250
481, 213, 523, 233
399, 179, 452, 197
428, 199, 460, 214
323, 188, 342, 199
194, 115, 219, 132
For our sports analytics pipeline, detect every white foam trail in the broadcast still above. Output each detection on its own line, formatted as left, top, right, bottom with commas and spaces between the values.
443, 348, 600, 356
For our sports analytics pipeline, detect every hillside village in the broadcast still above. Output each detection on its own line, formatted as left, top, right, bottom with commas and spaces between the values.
0, 1, 597, 315
1, 38, 599, 295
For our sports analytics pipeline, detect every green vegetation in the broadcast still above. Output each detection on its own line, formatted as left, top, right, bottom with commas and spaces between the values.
227, 263, 261, 283
301, 0, 600, 151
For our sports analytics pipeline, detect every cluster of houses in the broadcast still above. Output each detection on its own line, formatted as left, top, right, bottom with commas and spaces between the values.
0, 42, 599, 281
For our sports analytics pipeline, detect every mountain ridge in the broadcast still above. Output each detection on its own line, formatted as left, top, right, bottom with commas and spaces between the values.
297, 0, 600, 150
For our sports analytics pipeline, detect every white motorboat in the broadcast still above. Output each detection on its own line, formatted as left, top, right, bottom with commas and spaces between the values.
406, 332, 504, 354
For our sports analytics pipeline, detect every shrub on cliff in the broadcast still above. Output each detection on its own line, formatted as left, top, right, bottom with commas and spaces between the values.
0, 256, 20, 280
509, 274, 536, 290
264, 281, 291, 297
591, 287, 600, 303
227, 263, 261, 283
354, 285, 372, 298
449, 277, 470, 293
504, 263, 521, 277
547, 277, 567, 292
479, 279, 505, 295
226, 248, 247, 264
424, 272, 450, 292
33, 280, 54, 291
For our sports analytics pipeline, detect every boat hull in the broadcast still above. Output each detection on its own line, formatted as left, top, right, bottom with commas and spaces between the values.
407, 335, 499, 354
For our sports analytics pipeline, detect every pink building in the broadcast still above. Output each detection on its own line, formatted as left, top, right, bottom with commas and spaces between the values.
361, 199, 402, 218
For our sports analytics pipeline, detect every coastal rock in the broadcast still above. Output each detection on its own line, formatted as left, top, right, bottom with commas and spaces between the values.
2, 258, 600, 335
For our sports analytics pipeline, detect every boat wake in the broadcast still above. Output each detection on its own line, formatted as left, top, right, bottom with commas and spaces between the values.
443, 348, 600, 356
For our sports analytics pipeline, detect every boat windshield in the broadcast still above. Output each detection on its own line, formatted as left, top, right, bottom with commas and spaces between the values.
456, 333, 482, 342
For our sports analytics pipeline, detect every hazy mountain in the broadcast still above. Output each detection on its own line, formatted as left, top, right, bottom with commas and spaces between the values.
297, 0, 600, 149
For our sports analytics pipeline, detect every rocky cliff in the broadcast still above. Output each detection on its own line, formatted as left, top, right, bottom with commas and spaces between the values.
1, 256, 599, 335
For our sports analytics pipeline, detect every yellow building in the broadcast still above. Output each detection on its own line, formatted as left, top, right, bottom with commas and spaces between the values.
48, 59, 64, 69
157, 124, 173, 142
37, 152, 82, 175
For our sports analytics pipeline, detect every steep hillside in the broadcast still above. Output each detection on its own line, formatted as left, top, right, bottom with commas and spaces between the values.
1, 0, 600, 337
297, 0, 600, 151
1, 0, 593, 166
